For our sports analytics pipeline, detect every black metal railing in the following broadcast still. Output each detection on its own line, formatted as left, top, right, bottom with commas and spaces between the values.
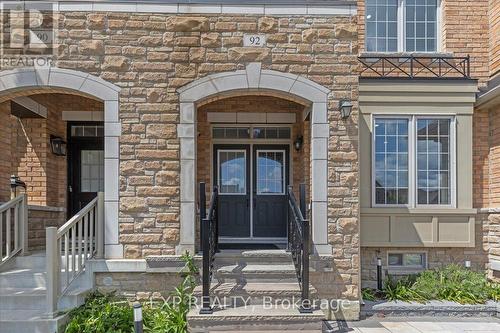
359, 55, 470, 79
199, 182, 218, 314
287, 184, 312, 313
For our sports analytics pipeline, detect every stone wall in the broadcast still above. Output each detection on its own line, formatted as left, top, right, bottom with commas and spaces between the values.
42, 11, 359, 301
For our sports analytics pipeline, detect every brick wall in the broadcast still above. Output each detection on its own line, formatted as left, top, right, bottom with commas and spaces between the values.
28, 207, 66, 251
0, 102, 12, 202
489, 0, 499, 77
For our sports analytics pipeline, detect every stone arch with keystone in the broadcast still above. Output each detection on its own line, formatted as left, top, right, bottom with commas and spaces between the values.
0, 67, 123, 258
177, 63, 331, 255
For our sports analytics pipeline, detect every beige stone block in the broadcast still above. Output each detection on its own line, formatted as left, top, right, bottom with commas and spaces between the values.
201, 33, 221, 47
156, 171, 179, 186
335, 24, 357, 39
166, 16, 209, 32
228, 47, 270, 62
120, 197, 147, 213
102, 56, 129, 71
87, 14, 106, 29
163, 228, 180, 242
258, 17, 277, 32
79, 40, 104, 55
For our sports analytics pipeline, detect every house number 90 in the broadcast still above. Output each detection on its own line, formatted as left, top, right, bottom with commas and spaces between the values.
243, 34, 266, 47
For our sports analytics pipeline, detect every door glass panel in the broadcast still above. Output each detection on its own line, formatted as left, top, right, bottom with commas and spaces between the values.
257, 151, 285, 194
81, 150, 104, 192
218, 151, 246, 194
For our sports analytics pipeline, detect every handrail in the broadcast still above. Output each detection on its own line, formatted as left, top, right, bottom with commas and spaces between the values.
199, 182, 218, 314
359, 55, 471, 79
57, 196, 98, 237
287, 184, 312, 313
0, 194, 28, 267
46, 192, 104, 318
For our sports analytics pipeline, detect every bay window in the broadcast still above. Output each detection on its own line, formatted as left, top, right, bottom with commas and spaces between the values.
373, 116, 455, 207
365, 0, 440, 53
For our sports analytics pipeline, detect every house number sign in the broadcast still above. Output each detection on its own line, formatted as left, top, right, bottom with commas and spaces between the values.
243, 34, 266, 47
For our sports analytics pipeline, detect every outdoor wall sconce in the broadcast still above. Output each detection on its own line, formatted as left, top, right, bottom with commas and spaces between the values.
339, 100, 353, 119
50, 135, 67, 156
294, 136, 303, 151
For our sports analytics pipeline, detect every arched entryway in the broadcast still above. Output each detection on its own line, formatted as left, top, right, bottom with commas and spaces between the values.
0, 67, 122, 258
177, 63, 331, 255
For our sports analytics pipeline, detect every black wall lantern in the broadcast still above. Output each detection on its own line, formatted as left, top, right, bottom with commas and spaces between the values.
50, 135, 67, 156
339, 100, 353, 119
294, 136, 303, 151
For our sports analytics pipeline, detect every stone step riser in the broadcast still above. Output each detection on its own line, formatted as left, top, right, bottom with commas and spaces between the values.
188, 319, 324, 332
214, 276, 298, 284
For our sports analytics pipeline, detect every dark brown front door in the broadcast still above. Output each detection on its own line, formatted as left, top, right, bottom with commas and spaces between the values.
67, 122, 104, 218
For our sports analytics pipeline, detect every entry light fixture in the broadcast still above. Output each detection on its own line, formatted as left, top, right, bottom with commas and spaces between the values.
50, 135, 67, 156
294, 136, 303, 151
339, 100, 353, 119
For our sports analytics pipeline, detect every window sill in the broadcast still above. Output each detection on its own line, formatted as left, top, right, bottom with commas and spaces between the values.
361, 207, 477, 215
360, 51, 454, 58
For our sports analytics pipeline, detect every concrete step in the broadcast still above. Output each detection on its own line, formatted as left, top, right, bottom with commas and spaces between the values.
0, 285, 91, 311
0, 267, 88, 289
187, 305, 325, 332
214, 250, 292, 265
193, 282, 318, 306
0, 309, 68, 333
214, 264, 297, 283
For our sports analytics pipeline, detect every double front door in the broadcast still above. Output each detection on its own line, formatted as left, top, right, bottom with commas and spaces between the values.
214, 144, 290, 241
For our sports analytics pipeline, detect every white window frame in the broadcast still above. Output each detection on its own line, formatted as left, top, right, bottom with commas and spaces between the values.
366, 0, 442, 53
256, 149, 286, 195
387, 251, 428, 269
371, 114, 456, 208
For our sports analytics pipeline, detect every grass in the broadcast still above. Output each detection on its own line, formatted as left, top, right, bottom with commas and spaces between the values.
64, 252, 198, 333
362, 264, 500, 304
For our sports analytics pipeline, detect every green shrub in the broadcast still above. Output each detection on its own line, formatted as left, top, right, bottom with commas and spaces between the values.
361, 288, 377, 301
65, 252, 198, 333
378, 264, 500, 304
64, 292, 133, 333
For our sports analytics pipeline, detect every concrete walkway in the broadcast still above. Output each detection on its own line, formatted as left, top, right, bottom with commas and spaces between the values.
325, 317, 500, 333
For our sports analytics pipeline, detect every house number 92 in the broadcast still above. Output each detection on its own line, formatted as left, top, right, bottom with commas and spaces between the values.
243, 34, 266, 47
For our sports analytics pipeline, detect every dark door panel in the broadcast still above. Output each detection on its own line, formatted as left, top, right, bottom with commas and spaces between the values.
252, 145, 289, 239
213, 145, 251, 238
253, 197, 287, 237
67, 122, 104, 218
218, 198, 250, 237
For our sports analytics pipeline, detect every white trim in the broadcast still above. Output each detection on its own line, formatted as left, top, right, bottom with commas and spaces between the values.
0, 66, 122, 259
12, 96, 48, 118
41, 1, 357, 15
177, 62, 331, 255
62, 111, 104, 121
217, 149, 247, 195
371, 114, 456, 209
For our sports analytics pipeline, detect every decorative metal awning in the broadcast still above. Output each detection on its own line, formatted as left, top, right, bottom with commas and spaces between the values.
359, 55, 471, 79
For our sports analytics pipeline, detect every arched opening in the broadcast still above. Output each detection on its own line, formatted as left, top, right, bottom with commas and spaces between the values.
0, 67, 122, 258
177, 63, 331, 255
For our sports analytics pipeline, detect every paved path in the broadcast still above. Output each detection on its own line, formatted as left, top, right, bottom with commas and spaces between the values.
325, 317, 500, 333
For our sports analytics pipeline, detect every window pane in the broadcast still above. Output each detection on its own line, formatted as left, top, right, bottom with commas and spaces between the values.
404, 253, 424, 266
257, 151, 285, 194
374, 118, 409, 205
81, 150, 104, 192
416, 118, 452, 205
405, 0, 438, 51
219, 151, 246, 194
388, 254, 403, 266
366, 1, 398, 52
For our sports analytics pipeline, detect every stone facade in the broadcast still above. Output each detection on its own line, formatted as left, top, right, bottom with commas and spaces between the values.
0, 10, 358, 303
